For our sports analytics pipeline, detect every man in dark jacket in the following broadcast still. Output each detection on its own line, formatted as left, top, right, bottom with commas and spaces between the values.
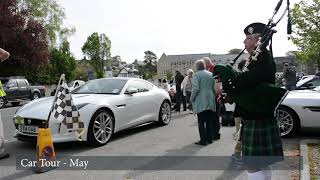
174, 70, 186, 112
283, 63, 296, 90
222, 23, 284, 180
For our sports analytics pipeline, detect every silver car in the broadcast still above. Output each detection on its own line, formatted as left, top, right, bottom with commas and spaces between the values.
14, 78, 172, 146
276, 86, 320, 137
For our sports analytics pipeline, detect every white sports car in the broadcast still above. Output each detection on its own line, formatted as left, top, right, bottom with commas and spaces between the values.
14, 78, 172, 146
276, 86, 320, 137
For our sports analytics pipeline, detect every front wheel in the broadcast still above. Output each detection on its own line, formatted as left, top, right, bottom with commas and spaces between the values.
276, 106, 299, 137
0, 97, 6, 109
157, 100, 171, 126
87, 110, 114, 147
32, 92, 40, 100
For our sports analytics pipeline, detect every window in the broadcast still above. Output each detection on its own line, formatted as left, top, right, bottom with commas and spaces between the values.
18, 79, 28, 87
308, 78, 320, 87
127, 80, 149, 93
7, 79, 18, 88
72, 79, 127, 95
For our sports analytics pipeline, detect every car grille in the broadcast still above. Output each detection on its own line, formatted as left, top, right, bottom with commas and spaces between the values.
15, 118, 46, 128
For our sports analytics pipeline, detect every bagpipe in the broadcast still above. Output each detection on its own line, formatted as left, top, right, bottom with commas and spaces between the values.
213, 0, 291, 116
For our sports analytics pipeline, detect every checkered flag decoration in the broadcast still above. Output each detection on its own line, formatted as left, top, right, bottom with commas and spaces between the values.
50, 82, 85, 141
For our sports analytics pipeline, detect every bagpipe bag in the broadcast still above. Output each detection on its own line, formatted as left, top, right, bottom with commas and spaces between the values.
213, 64, 287, 116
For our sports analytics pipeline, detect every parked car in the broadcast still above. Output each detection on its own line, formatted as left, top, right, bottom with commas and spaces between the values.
276, 86, 320, 137
68, 80, 85, 91
0, 78, 45, 108
295, 75, 320, 90
14, 77, 172, 146
50, 80, 86, 96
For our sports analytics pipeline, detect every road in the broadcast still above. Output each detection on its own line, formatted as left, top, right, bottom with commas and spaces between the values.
0, 105, 316, 180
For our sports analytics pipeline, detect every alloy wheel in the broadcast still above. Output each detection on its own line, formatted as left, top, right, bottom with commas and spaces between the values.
93, 112, 113, 144
276, 109, 294, 136
161, 102, 171, 124
0, 98, 4, 108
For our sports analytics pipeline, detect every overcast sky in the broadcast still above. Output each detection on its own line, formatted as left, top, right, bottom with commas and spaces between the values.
57, 0, 298, 63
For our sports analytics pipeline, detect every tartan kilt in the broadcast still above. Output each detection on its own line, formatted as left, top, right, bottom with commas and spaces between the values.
241, 117, 284, 167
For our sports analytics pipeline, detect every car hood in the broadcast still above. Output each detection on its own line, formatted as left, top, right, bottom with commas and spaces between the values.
15, 94, 116, 120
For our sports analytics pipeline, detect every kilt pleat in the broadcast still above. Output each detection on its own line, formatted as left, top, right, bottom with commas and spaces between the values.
241, 117, 284, 166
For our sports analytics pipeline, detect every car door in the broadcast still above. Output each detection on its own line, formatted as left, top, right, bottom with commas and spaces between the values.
122, 80, 154, 127
301, 91, 320, 127
5, 79, 19, 100
17, 79, 30, 99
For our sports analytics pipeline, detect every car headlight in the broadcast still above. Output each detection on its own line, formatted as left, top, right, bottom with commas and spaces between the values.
14, 116, 24, 125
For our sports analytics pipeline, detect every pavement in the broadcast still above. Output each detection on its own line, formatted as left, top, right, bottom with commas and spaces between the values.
0, 106, 314, 180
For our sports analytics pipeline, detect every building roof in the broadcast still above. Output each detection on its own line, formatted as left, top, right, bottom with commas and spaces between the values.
158, 52, 250, 64
212, 53, 250, 64
158, 53, 212, 62
274, 56, 296, 64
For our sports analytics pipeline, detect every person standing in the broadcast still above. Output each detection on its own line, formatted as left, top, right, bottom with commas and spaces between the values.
191, 59, 216, 145
174, 70, 186, 112
222, 23, 284, 180
0, 48, 10, 160
283, 63, 296, 90
203, 57, 215, 73
203, 57, 220, 139
181, 69, 194, 113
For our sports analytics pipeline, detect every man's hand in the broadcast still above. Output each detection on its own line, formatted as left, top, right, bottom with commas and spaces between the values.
0, 48, 10, 62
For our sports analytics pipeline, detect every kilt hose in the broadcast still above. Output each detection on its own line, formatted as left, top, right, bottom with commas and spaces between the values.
241, 117, 284, 167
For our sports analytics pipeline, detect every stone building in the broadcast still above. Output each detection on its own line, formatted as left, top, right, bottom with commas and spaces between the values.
157, 53, 250, 79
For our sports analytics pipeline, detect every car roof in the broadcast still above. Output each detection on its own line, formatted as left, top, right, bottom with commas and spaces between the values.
100, 77, 143, 81
296, 76, 317, 87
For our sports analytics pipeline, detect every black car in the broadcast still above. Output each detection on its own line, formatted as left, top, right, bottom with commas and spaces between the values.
0, 78, 45, 108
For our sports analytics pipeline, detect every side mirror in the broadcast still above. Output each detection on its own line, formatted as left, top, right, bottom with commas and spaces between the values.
125, 87, 138, 95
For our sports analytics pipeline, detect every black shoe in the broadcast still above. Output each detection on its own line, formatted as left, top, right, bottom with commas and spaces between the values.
0, 152, 9, 160
207, 140, 213, 144
195, 141, 207, 146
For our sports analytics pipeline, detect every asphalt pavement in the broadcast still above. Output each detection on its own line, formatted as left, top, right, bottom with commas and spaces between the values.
0, 105, 317, 180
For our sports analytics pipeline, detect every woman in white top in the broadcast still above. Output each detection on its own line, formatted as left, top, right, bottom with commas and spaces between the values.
181, 69, 194, 112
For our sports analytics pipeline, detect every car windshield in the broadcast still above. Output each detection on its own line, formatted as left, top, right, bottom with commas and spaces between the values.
296, 76, 314, 87
72, 79, 127, 95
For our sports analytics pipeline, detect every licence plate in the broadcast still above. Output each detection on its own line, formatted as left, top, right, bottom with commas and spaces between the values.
18, 125, 38, 134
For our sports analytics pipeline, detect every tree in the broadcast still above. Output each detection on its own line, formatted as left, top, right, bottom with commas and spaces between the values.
82, 32, 111, 78
143, 51, 157, 79
228, 48, 243, 54
47, 41, 77, 83
0, 0, 49, 77
292, 0, 320, 71
166, 71, 173, 81
18, 0, 70, 45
